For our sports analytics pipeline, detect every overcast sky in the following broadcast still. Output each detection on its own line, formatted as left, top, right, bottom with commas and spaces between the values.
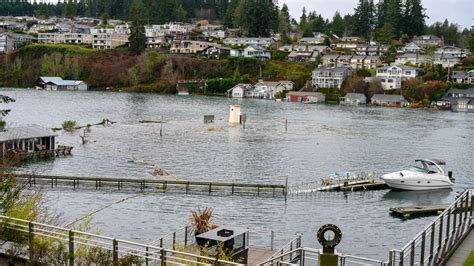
281, 0, 473, 29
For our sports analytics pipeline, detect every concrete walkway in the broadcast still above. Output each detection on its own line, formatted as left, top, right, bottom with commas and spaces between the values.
446, 229, 474, 266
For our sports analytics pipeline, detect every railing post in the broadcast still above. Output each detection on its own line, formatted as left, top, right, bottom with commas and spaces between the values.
113, 239, 118, 266
145, 247, 149, 266
453, 202, 457, 238
185, 226, 188, 247
470, 193, 473, 219
420, 231, 425, 266
270, 231, 274, 250
28, 222, 34, 262
300, 249, 305, 266
438, 217, 443, 250
430, 223, 435, 260
173, 231, 176, 250
410, 241, 415, 266
446, 207, 451, 241
160, 238, 163, 248
69, 230, 74, 266
160, 248, 166, 266
388, 250, 393, 266
399, 250, 404, 266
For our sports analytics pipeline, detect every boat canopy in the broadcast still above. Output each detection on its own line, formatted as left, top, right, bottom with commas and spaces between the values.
415, 159, 446, 166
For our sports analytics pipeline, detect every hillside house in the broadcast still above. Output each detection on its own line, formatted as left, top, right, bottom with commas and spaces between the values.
364, 56, 382, 69
254, 80, 294, 99
402, 42, 424, 53
376, 65, 419, 90
433, 54, 460, 68
0, 32, 34, 53
321, 54, 339, 67
170, 40, 216, 54
223, 37, 274, 48
413, 35, 444, 48
395, 54, 431, 65
312, 66, 352, 89
435, 46, 471, 58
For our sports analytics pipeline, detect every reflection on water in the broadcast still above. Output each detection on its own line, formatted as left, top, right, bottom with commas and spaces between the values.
3, 88, 474, 259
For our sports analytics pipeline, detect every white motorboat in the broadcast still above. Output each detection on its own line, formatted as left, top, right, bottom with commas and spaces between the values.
381, 159, 454, 191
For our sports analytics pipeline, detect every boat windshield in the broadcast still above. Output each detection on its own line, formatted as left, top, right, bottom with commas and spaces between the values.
409, 161, 441, 174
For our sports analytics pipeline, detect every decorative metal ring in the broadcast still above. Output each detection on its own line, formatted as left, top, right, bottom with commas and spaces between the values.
317, 224, 342, 248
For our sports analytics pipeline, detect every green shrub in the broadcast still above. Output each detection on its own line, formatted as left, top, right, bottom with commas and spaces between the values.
62, 120, 78, 132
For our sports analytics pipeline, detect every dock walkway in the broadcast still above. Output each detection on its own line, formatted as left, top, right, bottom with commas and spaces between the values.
15, 174, 287, 197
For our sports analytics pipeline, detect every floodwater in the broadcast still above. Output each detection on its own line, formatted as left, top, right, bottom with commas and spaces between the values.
3, 88, 474, 260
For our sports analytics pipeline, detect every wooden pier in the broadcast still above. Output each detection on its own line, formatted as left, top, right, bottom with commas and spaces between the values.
339, 180, 389, 192
390, 205, 449, 219
12, 145, 73, 162
15, 174, 287, 197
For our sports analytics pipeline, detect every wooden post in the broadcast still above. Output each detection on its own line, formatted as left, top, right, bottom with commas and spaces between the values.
145, 247, 149, 266
232, 184, 234, 195
186, 182, 189, 194
28, 222, 34, 262
113, 239, 118, 266
284, 176, 288, 202
160, 115, 163, 137
410, 241, 415, 265
160, 248, 166, 266
285, 119, 288, 132
184, 226, 188, 247
209, 183, 212, 194
172, 232, 176, 250
160, 238, 163, 248
69, 230, 74, 266
270, 231, 274, 250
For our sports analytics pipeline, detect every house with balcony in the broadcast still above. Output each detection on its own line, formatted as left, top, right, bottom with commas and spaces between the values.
402, 42, 424, 53
435, 46, 471, 58
364, 56, 382, 69
321, 54, 339, 67
226, 83, 254, 98
223, 37, 275, 48
312, 66, 352, 89
376, 65, 420, 90
394, 54, 431, 66
350, 55, 366, 69
91, 28, 128, 49
0, 32, 34, 53
413, 35, 444, 48
433, 54, 461, 68
170, 40, 216, 54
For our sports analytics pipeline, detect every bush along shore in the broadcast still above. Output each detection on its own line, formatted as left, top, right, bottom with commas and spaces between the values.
0, 44, 315, 95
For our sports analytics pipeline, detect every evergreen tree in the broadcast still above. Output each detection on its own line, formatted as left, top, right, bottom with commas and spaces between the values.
403, 0, 426, 37
299, 7, 307, 29
353, 0, 375, 39
128, 0, 147, 56
374, 22, 395, 44
278, 3, 290, 34
330, 12, 345, 37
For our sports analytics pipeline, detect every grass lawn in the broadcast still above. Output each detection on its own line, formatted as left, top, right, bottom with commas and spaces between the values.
464, 250, 474, 266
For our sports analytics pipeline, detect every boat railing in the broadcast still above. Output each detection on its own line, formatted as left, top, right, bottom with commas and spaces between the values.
0, 215, 242, 265
388, 189, 473, 265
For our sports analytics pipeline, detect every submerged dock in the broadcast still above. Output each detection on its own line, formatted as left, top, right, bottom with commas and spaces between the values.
15, 174, 287, 197
390, 205, 448, 219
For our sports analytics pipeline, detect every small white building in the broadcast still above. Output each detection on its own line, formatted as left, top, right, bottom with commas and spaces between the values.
376, 65, 419, 90
242, 46, 271, 60
340, 93, 367, 105
36, 77, 88, 91
226, 83, 254, 98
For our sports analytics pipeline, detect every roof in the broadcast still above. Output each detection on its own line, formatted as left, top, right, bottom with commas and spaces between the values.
287, 91, 324, 97
344, 93, 366, 99
0, 125, 57, 142
452, 71, 468, 79
322, 54, 339, 59
378, 65, 419, 71
39, 77, 85, 86
196, 226, 248, 242
371, 94, 406, 102
314, 66, 351, 74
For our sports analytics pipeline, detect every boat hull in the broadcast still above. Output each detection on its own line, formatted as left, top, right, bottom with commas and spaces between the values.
382, 179, 453, 191
381, 171, 454, 191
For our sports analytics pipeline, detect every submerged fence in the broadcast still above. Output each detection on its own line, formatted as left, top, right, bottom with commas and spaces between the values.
0, 215, 242, 265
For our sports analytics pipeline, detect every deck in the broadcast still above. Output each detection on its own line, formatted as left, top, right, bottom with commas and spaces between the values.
446, 228, 474, 266
10, 145, 73, 162
389, 205, 448, 219
183, 244, 274, 265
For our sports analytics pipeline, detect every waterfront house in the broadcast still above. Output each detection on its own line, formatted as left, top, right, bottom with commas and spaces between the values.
340, 93, 367, 105
470, 71, 474, 84
286, 91, 325, 103
298, 37, 325, 45
36, 77, 88, 91
312, 66, 352, 90
440, 88, 474, 112
376, 65, 419, 90
177, 80, 205, 95
402, 42, 424, 54
413, 35, 444, 48
253, 80, 293, 99
371, 94, 408, 107
0, 125, 57, 164
226, 84, 254, 98
448, 98, 474, 113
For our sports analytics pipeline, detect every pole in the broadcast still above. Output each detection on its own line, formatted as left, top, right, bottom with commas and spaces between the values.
285, 119, 288, 132
69, 230, 75, 265
160, 115, 163, 137
28, 222, 34, 262
285, 176, 288, 202
113, 239, 118, 266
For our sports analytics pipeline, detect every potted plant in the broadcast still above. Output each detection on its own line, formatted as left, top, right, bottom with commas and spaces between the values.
0, 120, 6, 131
190, 207, 214, 246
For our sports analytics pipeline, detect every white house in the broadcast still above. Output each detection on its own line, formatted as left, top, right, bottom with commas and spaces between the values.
240, 46, 271, 60
433, 54, 461, 68
413, 35, 444, 48
253, 80, 294, 99
435, 46, 471, 58
376, 65, 419, 90
36, 77, 88, 91
223, 37, 275, 48
395, 54, 431, 65
312, 66, 352, 89
402, 42, 424, 53
340, 93, 367, 105
226, 83, 254, 98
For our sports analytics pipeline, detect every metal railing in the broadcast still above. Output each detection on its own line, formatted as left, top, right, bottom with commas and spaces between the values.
388, 189, 473, 266
0, 215, 242, 265
259, 247, 386, 266
262, 233, 303, 264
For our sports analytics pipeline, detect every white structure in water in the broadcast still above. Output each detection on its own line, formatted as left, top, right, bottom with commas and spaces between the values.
228, 104, 241, 125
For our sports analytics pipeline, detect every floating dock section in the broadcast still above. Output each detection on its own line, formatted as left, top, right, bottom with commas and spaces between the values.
15, 174, 287, 197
